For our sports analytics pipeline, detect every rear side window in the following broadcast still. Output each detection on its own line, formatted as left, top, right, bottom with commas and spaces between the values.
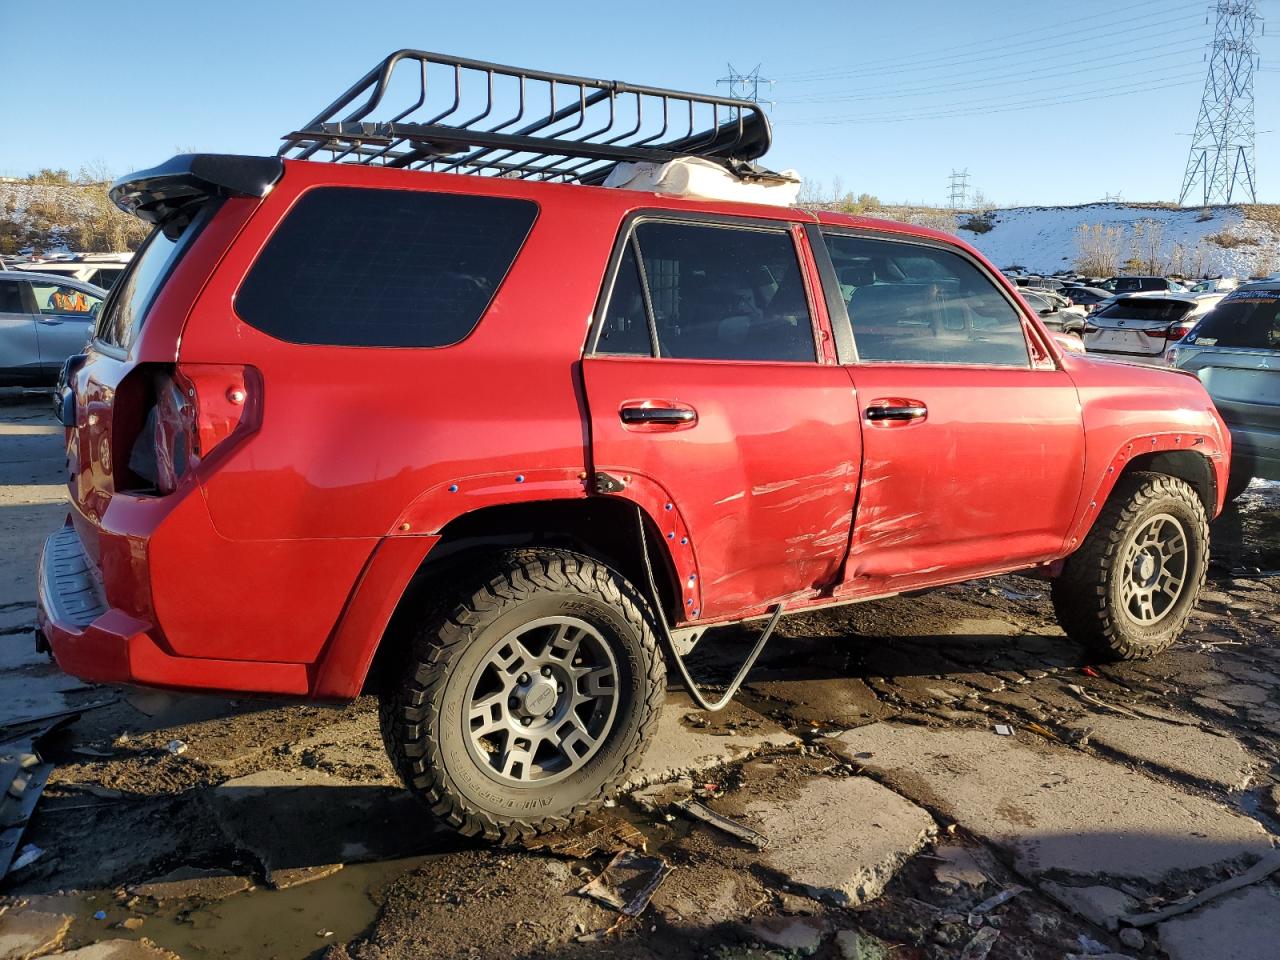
236, 187, 537, 348
1095, 299, 1192, 322
1190, 292, 1280, 349
596, 219, 817, 363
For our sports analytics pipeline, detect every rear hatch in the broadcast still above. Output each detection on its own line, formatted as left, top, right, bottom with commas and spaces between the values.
58, 155, 281, 523
1177, 289, 1280, 433
1084, 296, 1199, 359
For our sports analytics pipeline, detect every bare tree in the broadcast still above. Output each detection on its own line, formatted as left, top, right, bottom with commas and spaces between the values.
1075, 223, 1124, 276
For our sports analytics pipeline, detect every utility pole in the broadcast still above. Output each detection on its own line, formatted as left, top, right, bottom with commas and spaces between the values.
1179, 1, 1262, 206
717, 64, 776, 109
948, 169, 970, 209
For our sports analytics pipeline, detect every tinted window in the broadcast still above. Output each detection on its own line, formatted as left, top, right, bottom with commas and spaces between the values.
596, 243, 652, 356
89, 269, 123, 290
1189, 292, 1280, 349
824, 233, 1031, 367
1095, 299, 1193, 323
0, 280, 26, 314
236, 188, 537, 348
29, 282, 102, 317
598, 220, 816, 363
98, 209, 208, 348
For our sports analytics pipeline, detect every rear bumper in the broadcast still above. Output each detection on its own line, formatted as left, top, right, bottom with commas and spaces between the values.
1227, 422, 1280, 481
37, 525, 309, 695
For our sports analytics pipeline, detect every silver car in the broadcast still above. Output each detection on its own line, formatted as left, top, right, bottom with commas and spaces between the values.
1169, 281, 1280, 499
0, 271, 106, 387
1083, 293, 1221, 366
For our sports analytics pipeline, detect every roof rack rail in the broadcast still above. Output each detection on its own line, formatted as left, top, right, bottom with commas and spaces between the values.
279, 50, 775, 185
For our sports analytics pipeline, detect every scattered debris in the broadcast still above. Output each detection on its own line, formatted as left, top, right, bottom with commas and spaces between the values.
93, 910, 108, 920
165, 739, 188, 756
993, 724, 1013, 736
967, 884, 1025, 926
521, 815, 647, 858
1125, 850, 1280, 927
269, 863, 344, 890
577, 850, 673, 917
959, 926, 1000, 960
1081, 667, 1101, 678
673, 798, 769, 849
1229, 566, 1279, 580
1065, 683, 1143, 719
0, 737, 53, 880
1023, 722, 1059, 741
10, 843, 44, 871
1118, 927, 1144, 950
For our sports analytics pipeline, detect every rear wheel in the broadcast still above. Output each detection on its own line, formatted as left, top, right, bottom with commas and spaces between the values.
379, 548, 665, 842
1052, 472, 1209, 661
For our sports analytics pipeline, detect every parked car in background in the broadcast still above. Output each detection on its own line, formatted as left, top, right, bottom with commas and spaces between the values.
1023, 289, 1086, 336
1109, 276, 1186, 294
13, 253, 133, 291
1062, 285, 1114, 312
1083, 293, 1221, 365
0, 271, 104, 386
1169, 282, 1280, 499
1188, 277, 1240, 295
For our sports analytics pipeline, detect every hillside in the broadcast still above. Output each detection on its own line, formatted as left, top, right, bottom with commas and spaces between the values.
959, 202, 1280, 278
0, 177, 147, 256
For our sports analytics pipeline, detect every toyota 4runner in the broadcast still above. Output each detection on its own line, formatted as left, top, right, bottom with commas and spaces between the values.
36, 51, 1231, 842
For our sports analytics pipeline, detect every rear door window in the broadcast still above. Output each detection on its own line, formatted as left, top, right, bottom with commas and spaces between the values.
1189, 292, 1280, 349
235, 187, 537, 348
29, 282, 102, 317
823, 233, 1031, 367
595, 219, 817, 363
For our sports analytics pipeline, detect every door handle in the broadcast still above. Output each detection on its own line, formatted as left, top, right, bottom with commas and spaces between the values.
865, 402, 928, 423
37, 318, 65, 326
620, 406, 698, 425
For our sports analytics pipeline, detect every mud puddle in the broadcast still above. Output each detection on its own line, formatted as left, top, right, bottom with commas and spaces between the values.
19, 855, 434, 959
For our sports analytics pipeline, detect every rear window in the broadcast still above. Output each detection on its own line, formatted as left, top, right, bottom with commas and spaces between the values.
1189, 292, 1280, 349
235, 187, 537, 348
1095, 299, 1193, 323
96, 207, 211, 348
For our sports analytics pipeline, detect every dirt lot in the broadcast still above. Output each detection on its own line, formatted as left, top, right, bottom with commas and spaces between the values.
1, 392, 1277, 960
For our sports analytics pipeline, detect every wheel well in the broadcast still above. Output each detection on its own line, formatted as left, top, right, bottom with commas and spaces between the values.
1119, 450, 1216, 513
424, 498, 681, 617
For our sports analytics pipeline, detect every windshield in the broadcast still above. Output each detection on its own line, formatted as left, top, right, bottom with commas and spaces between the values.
1189, 292, 1280, 349
1095, 299, 1193, 323
95, 205, 213, 349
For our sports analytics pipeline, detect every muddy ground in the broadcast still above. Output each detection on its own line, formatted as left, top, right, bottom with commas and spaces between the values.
0, 392, 1277, 960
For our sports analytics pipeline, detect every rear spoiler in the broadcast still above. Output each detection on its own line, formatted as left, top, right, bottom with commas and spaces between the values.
110, 154, 283, 224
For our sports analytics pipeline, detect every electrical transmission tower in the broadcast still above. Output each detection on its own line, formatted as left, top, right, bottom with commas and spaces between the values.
948, 169, 970, 209
717, 64, 776, 108
1179, 1, 1262, 206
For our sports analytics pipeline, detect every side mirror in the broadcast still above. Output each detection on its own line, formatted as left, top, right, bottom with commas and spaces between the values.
1051, 332, 1086, 355
1038, 307, 1054, 317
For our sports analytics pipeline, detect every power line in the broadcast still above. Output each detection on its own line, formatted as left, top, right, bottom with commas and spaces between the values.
776, 1, 1202, 82
784, 73, 1202, 125
777, 38, 1204, 105
1179, 1, 1262, 205
948, 169, 970, 208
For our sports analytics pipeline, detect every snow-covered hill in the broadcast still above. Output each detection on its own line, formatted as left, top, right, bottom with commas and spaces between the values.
960, 203, 1280, 278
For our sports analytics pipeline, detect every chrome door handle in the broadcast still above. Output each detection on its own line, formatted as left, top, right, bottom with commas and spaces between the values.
620, 407, 697, 425
865, 405, 927, 422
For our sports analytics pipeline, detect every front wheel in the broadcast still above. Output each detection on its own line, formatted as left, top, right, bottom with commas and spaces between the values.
1052, 472, 1209, 661
379, 548, 665, 842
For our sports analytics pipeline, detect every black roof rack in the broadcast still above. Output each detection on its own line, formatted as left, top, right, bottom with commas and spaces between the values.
279, 50, 775, 185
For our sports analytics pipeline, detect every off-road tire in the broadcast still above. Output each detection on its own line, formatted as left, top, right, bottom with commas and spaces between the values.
1052, 472, 1209, 661
378, 548, 665, 843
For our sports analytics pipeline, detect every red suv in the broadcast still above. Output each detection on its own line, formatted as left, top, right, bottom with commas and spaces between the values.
37, 52, 1230, 841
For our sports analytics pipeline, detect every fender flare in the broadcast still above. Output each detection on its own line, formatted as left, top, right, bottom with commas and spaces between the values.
310, 469, 699, 699
1064, 431, 1226, 551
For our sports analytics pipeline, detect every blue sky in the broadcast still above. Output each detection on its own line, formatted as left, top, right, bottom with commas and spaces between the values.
1, 0, 1274, 205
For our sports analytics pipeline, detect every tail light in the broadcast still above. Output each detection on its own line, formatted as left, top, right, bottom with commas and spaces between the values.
127, 364, 260, 495
1161, 320, 1197, 342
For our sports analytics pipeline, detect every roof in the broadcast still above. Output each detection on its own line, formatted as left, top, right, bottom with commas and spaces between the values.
0, 270, 107, 294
